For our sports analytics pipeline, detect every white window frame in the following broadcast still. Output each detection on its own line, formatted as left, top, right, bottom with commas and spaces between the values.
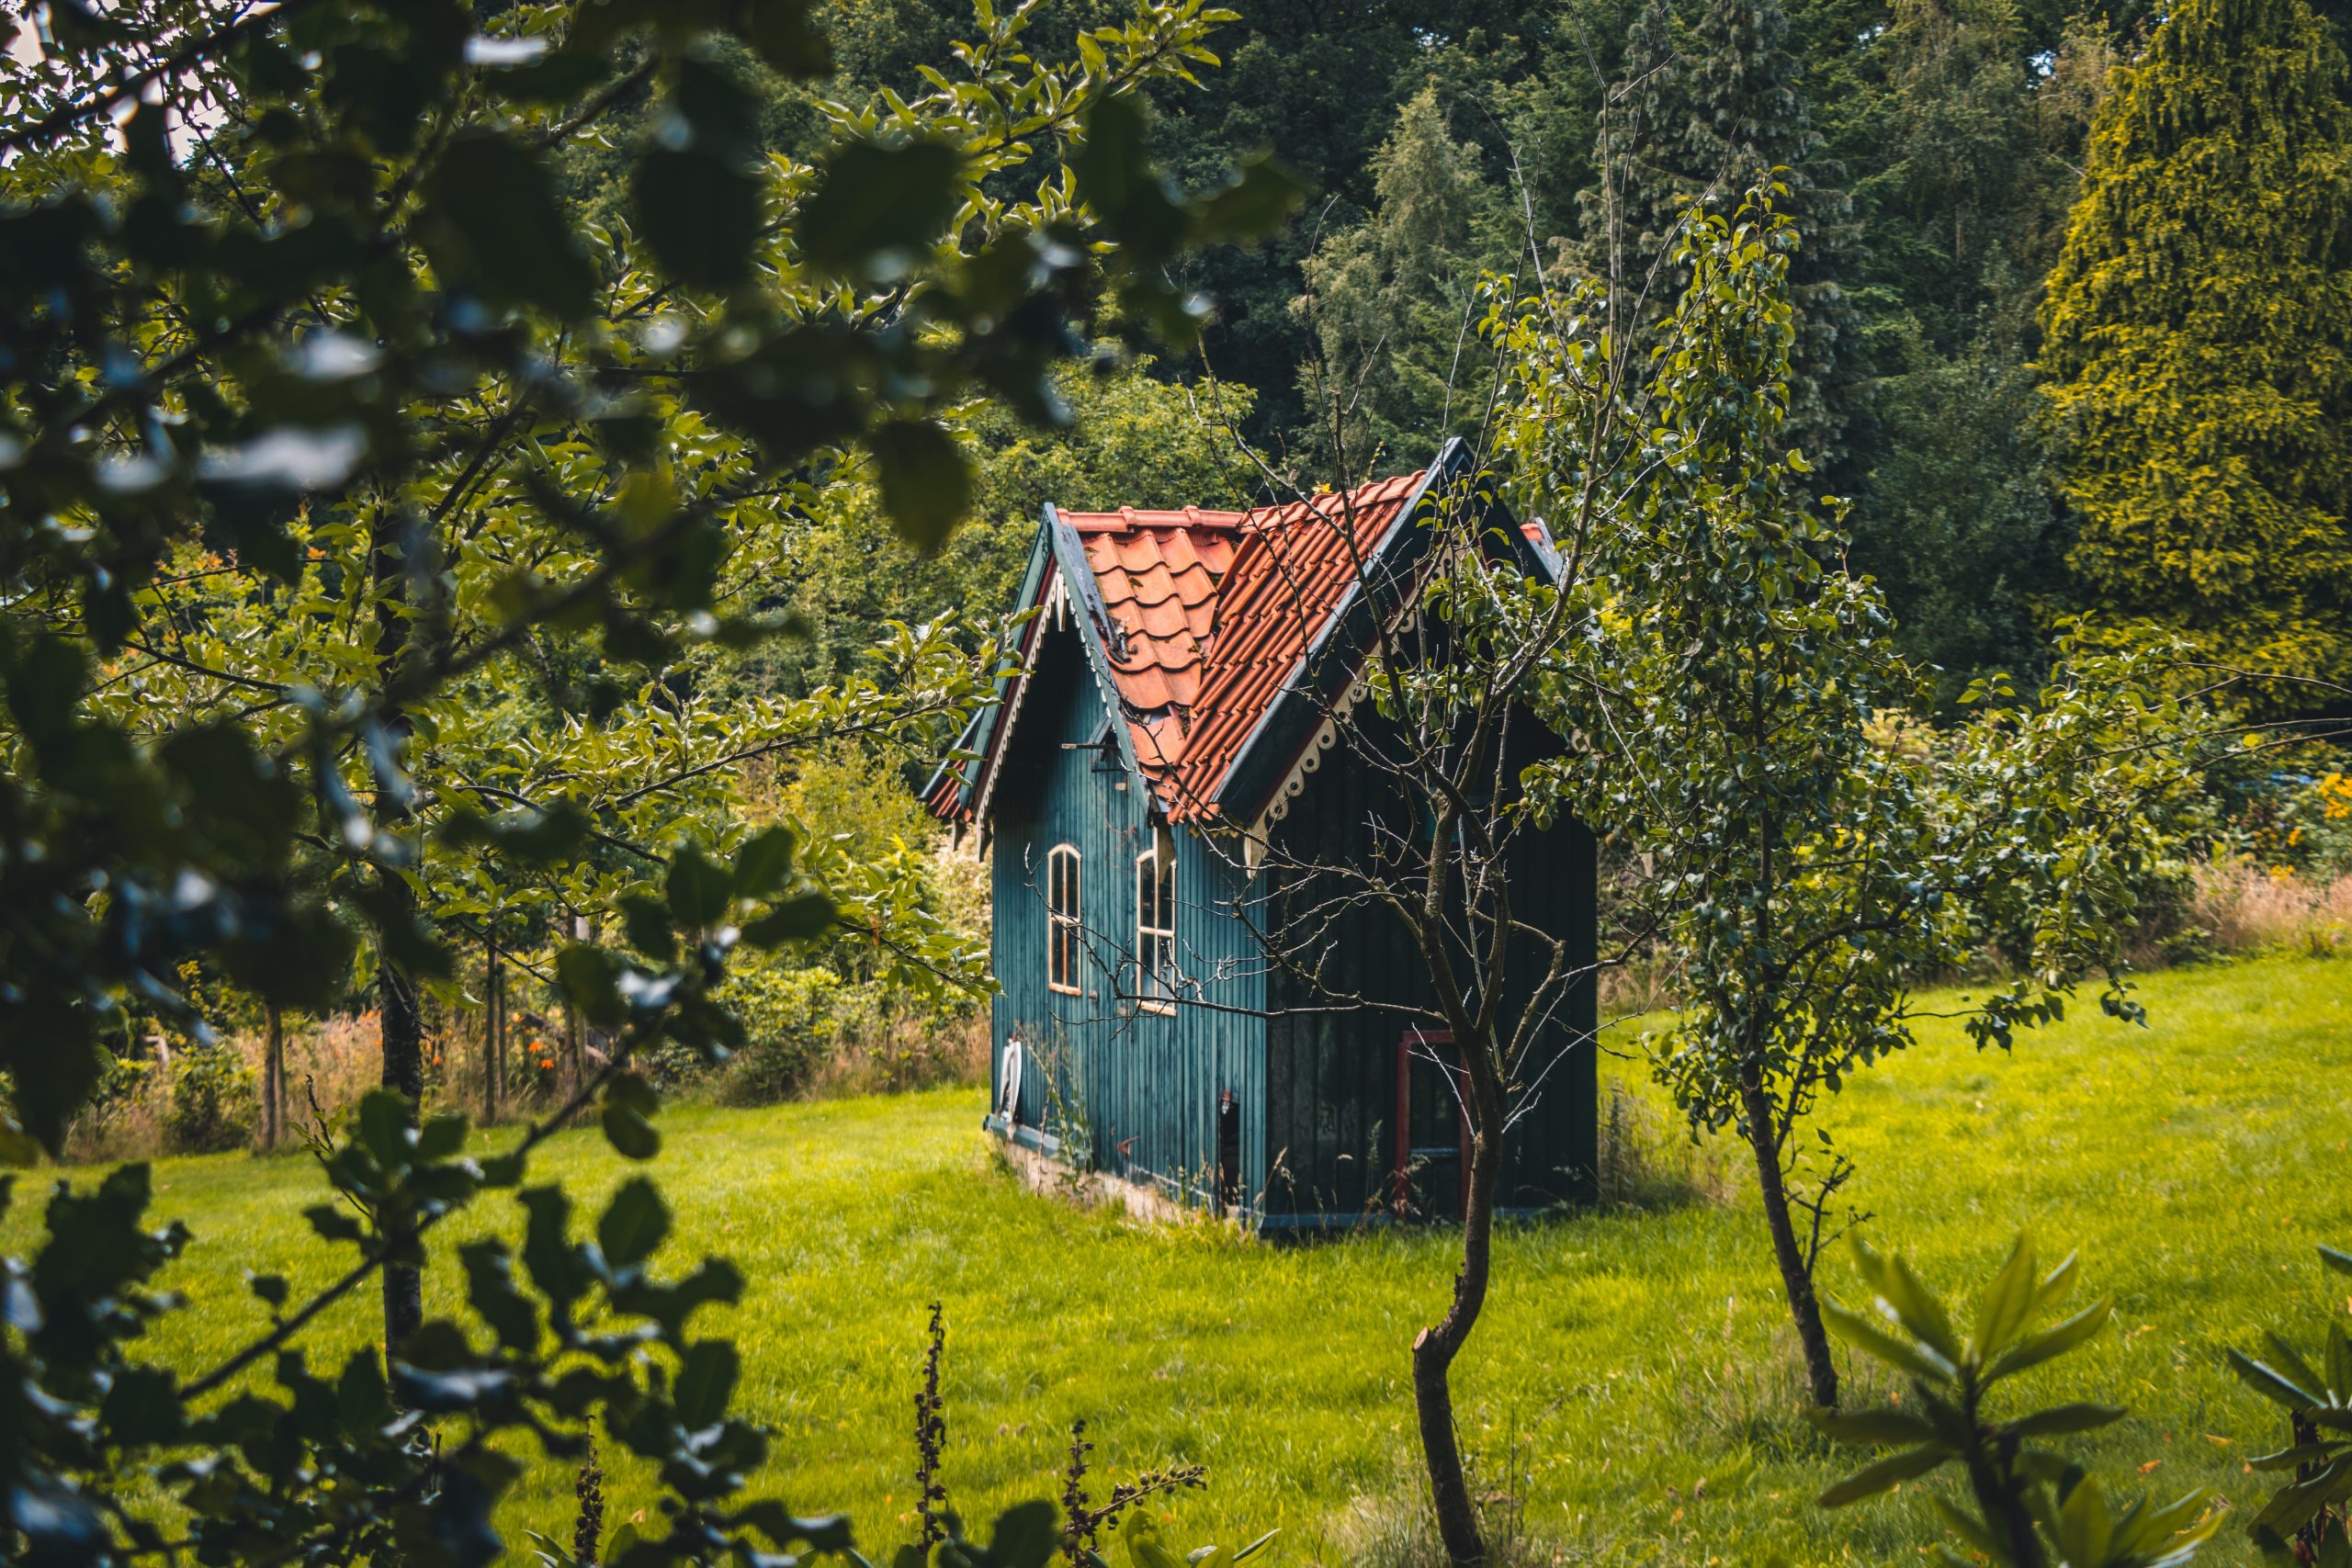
1134, 840, 1176, 1014
1046, 844, 1082, 996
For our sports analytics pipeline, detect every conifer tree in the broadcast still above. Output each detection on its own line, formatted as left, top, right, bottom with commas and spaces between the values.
2039, 0, 2352, 705
1584, 0, 1688, 291
1588, 0, 1854, 463
1295, 85, 1510, 471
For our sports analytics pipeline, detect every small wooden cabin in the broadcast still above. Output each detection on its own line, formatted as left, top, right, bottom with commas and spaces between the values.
922, 439, 1597, 1231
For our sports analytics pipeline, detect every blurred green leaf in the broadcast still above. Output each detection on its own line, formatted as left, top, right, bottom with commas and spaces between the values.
797, 139, 962, 276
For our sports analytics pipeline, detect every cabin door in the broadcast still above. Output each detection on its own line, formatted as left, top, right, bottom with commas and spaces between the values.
1392, 1030, 1467, 1221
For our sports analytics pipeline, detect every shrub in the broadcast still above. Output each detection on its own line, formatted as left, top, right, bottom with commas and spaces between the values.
719, 963, 849, 1104
164, 1042, 257, 1155
2239, 766, 2352, 878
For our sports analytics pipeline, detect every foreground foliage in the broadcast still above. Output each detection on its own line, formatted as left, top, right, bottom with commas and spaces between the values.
1816, 1235, 2220, 1568
0, 0, 1302, 1559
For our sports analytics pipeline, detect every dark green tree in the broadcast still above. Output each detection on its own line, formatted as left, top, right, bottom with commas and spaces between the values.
750, 360, 1254, 700
1846, 343, 2073, 706
1295, 85, 1513, 472
1826, 0, 2097, 697
1151, 1, 1555, 441
1588, 0, 1855, 463
2039, 0, 2352, 708
1577, 0, 1685, 301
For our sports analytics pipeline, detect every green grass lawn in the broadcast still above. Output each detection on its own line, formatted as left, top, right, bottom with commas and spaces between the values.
10, 952, 2352, 1566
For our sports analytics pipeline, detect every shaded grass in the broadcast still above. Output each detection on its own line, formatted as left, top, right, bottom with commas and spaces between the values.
8, 953, 2352, 1565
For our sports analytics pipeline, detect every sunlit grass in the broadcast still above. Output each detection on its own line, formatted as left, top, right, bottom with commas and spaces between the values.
9, 952, 2351, 1566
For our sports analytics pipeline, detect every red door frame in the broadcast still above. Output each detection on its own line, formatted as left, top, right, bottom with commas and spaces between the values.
1393, 1029, 1465, 1220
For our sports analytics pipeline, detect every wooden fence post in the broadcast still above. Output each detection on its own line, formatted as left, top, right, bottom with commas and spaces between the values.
564, 914, 591, 1102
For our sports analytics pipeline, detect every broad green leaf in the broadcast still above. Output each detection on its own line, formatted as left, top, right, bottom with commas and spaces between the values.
1973, 1233, 2037, 1359
1817, 1442, 1952, 1507
2003, 1402, 2128, 1438
666, 844, 733, 929
2231, 1348, 2324, 1412
1811, 1407, 1941, 1447
1231, 1530, 1280, 1563
1822, 1297, 1959, 1383
415, 130, 594, 318
990, 1501, 1059, 1568
597, 1177, 671, 1269
797, 139, 962, 276
870, 419, 972, 549
633, 146, 763, 292
673, 1339, 740, 1428
1986, 1299, 2111, 1383
602, 1100, 661, 1161
742, 891, 838, 947
732, 827, 798, 900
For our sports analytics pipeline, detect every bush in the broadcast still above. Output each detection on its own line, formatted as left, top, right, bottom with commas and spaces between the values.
2245, 767, 2352, 877
164, 1042, 257, 1154
719, 963, 850, 1104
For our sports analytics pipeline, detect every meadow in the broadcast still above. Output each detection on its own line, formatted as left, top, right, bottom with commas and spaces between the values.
9, 951, 2351, 1567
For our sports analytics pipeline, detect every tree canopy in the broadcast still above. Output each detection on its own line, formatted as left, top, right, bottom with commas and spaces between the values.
2040, 0, 2352, 708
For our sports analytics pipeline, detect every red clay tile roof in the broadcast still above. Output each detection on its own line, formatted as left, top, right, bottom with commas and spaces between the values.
1068, 507, 1245, 748
1061, 471, 1428, 820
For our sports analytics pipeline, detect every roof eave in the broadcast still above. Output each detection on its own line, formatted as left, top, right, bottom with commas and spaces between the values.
1039, 502, 1153, 789
919, 517, 1059, 819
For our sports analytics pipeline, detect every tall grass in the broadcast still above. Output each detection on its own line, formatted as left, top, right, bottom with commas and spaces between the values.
63, 1003, 989, 1163
2185, 859, 2352, 958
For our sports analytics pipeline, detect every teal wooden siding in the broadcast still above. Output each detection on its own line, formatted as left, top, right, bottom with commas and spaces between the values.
1257, 720, 1598, 1226
987, 624, 1268, 1213
984, 619, 1592, 1231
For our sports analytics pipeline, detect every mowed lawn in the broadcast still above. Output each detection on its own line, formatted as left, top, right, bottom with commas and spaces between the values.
9, 952, 2352, 1566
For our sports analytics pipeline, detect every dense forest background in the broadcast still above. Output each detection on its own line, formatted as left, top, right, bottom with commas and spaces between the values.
561, 0, 2352, 723
30, 0, 2351, 1158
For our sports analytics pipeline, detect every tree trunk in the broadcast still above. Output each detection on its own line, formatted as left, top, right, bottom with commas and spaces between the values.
1739, 1077, 1839, 1407
564, 913, 588, 1104
260, 1003, 284, 1150
1411, 1075, 1502, 1567
369, 507, 424, 1357
483, 927, 502, 1124
495, 930, 509, 1112
377, 906, 425, 1351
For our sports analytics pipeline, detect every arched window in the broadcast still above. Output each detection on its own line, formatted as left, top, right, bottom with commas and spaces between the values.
1135, 840, 1176, 1012
1046, 845, 1081, 995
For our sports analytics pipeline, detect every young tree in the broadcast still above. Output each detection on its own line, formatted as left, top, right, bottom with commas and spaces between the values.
2040, 0, 2352, 707
1496, 193, 2202, 1409
1193, 457, 1603, 1568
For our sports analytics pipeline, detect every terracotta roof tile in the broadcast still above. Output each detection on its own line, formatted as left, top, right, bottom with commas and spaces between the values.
1058, 471, 1426, 819
1165, 472, 1424, 818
